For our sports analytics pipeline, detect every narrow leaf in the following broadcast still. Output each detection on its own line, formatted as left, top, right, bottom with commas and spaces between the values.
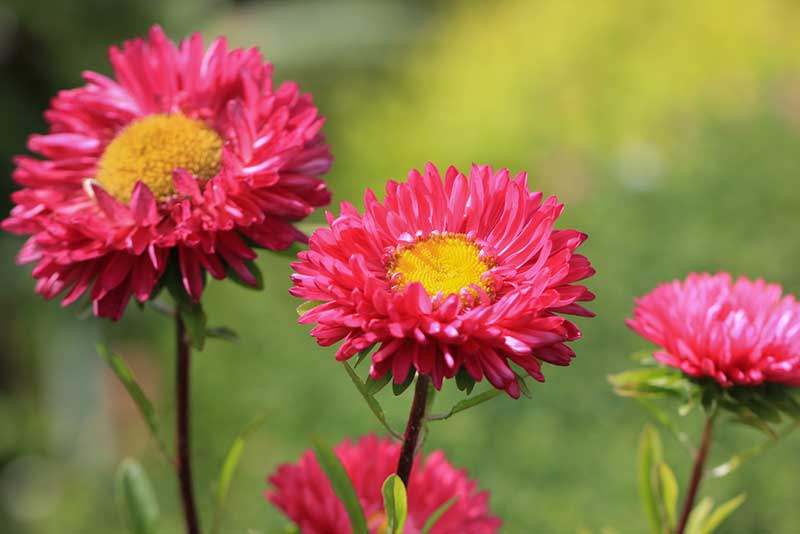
392, 369, 416, 396
365, 372, 392, 396
637, 425, 663, 534
636, 398, 694, 453
700, 493, 746, 534
342, 363, 402, 439
425, 389, 502, 422
211, 415, 268, 534
684, 497, 714, 534
206, 326, 240, 343
313, 439, 369, 534
179, 301, 207, 350
658, 462, 678, 528
381, 474, 408, 534
115, 459, 159, 534
97, 344, 170, 461
420, 497, 458, 534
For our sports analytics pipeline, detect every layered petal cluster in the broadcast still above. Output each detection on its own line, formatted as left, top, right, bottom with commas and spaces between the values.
291, 163, 595, 397
627, 272, 800, 387
267, 434, 500, 534
2, 25, 332, 319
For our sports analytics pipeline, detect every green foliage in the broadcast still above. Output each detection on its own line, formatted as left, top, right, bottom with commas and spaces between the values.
684, 494, 746, 534
381, 475, 408, 534
425, 388, 503, 422
342, 362, 402, 439
115, 459, 160, 534
420, 497, 458, 534
212, 416, 267, 534
637, 425, 665, 534
312, 439, 369, 534
610, 356, 800, 439
97, 344, 170, 461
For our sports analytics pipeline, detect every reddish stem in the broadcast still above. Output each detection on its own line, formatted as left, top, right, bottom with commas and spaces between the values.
176, 314, 200, 534
396, 374, 431, 488
675, 411, 717, 534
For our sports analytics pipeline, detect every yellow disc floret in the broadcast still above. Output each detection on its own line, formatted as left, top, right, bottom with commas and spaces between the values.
95, 113, 223, 203
388, 233, 494, 299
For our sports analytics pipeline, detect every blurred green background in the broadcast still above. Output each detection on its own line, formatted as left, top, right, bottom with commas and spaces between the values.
2, 0, 800, 532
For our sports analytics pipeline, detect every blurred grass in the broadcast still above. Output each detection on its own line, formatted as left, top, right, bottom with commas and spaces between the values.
2, 0, 800, 532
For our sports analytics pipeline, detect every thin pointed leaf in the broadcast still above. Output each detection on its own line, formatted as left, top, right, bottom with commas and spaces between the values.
420, 497, 458, 534
211, 415, 268, 534
354, 347, 374, 368
425, 389, 502, 422
97, 344, 170, 461
313, 439, 369, 534
392, 369, 416, 396
700, 493, 746, 533
709, 421, 799, 479
342, 363, 402, 439
365, 372, 392, 396
206, 326, 240, 343
684, 497, 714, 534
115, 459, 160, 534
637, 425, 663, 534
382, 474, 408, 534
179, 301, 207, 350
658, 462, 678, 528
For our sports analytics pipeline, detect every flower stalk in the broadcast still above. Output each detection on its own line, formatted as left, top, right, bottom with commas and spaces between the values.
176, 313, 200, 534
675, 409, 717, 534
396, 374, 432, 487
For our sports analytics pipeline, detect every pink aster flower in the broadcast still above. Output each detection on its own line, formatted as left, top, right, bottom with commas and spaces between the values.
291, 163, 594, 398
2, 25, 332, 319
267, 434, 501, 534
627, 272, 800, 387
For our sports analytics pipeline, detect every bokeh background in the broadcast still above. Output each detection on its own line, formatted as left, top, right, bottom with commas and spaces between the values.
2, 0, 800, 532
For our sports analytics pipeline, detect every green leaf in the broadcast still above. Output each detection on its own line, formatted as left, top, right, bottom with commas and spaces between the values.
513, 371, 532, 399
420, 497, 458, 534
455, 368, 476, 394
365, 372, 392, 396
296, 300, 324, 317
684, 497, 713, 534
342, 363, 402, 439
637, 425, 663, 534
205, 326, 240, 343
313, 439, 369, 534
425, 388, 503, 422
709, 420, 799, 479
381, 475, 408, 534
392, 368, 416, 396
178, 301, 207, 350
115, 459, 159, 534
97, 344, 170, 462
657, 462, 678, 529
699, 493, 746, 533
211, 415, 268, 534
354, 347, 375, 368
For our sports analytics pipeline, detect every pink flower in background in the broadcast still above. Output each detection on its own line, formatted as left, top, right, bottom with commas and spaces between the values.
627, 272, 800, 387
291, 163, 594, 397
2, 25, 332, 319
267, 434, 501, 534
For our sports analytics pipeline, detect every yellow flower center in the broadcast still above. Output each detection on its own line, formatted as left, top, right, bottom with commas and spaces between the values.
388, 233, 494, 299
95, 113, 223, 203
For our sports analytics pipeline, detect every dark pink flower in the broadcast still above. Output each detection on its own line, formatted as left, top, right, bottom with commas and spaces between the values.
627, 272, 800, 387
291, 163, 594, 397
2, 25, 332, 319
267, 434, 501, 534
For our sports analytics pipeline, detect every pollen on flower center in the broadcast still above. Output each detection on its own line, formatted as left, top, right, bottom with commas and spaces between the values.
388, 233, 494, 299
95, 113, 223, 203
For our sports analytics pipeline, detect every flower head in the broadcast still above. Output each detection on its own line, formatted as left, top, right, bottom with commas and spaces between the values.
266, 434, 501, 534
627, 272, 800, 387
2, 25, 332, 319
291, 163, 594, 397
